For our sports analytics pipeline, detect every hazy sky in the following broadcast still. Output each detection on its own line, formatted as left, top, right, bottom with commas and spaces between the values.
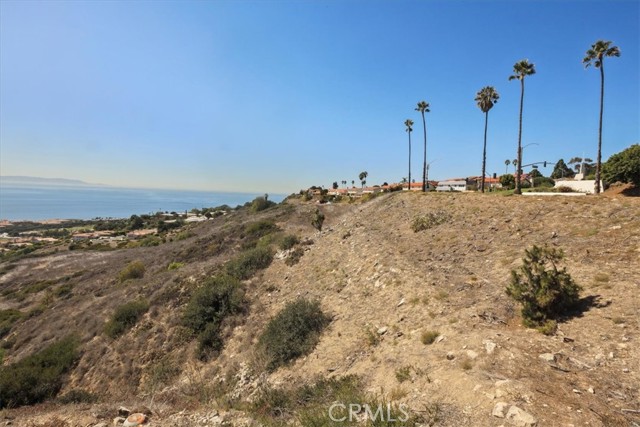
1, 0, 638, 193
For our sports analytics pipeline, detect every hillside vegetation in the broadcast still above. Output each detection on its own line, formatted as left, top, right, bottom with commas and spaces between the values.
0, 191, 638, 426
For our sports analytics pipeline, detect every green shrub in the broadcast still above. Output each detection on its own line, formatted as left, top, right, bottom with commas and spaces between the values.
139, 236, 162, 247
506, 245, 582, 329
118, 260, 145, 282
285, 247, 304, 267
251, 196, 276, 213
603, 144, 640, 186
411, 211, 450, 232
54, 284, 74, 299
311, 209, 325, 231
58, 389, 97, 404
104, 299, 149, 338
0, 335, 80, 408
280, 234, 299, 251
226, 246, 274, 280
421, 330, 440, 345
557, 186, 574, 193
167, 261, 185, 271
182, 275, 245, 360
0, 309, 22, 339
258, 298, 330, 372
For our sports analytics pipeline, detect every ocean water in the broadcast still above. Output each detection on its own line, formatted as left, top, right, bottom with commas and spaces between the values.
0, 184, 286, 221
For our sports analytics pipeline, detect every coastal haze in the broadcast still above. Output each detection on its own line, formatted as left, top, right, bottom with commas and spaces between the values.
0, 176, 284, 221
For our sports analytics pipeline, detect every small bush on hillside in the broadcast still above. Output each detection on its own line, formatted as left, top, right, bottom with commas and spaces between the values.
557, 186, 575, 193
285, 247, 304, 266
226, 246, 274, 280
411, 211, 450, 232
58, 389, 97, 404
258, 298, 330, 372
118, 260, 145, 282
0, 309, 22, 339
104, 299, 149, 339
506, 245, 582, 330
311, 209, 325, 231
182, 275, 245, 360
251, 196, 277, 213
0, 335, 80, 409
167, 261, 184, 271
421, 330, 440, 345
279, 234, 299, 251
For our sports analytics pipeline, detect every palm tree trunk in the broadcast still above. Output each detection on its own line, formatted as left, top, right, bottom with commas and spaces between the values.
515, 79, 525, 195
481, 111, 488, 193
408, 133, 412, 192
421, 112, 427, 192
595, 62, 605, 194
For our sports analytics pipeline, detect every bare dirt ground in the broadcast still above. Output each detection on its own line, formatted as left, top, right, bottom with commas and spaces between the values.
1, 190, 639, 426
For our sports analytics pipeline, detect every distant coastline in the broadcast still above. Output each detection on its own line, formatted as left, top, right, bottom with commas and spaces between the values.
0, 180, 286, 222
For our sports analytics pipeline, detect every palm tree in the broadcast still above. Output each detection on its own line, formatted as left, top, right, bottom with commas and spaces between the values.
513, 159, 518, 173
415, 101, 430, 192
475, 87, 500, 193
404, 119, 414, 191
583, 40, 621, 194
359, 171, 368, 188
509, 59, 536, 194
505, 159, 511, 174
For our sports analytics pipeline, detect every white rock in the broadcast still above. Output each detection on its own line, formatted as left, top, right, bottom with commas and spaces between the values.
483, 340, 497, 354
492, 402, 509, 418
588, 387, 594, 394
377, 327, 388, 335
506, 406, 538, 427
538, 353, 556, 363
466, 350, 479, 360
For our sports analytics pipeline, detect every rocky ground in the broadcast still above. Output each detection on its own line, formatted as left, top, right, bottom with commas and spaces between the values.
1, 190, 639, 426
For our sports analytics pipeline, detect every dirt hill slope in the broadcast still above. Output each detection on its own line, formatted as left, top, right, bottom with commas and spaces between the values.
1, 192, 638, 426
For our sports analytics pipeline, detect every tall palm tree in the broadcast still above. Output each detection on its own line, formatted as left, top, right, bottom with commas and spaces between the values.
583, 40, 621, 194
415, 101, 430, 192
505, 159, 511, 174
509, 59, 536, 194
475, 87, 500, 193
405, 119, 414, 191
513, 159, 518, 173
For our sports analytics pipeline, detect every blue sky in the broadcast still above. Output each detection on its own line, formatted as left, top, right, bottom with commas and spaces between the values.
1, 0, 638, 193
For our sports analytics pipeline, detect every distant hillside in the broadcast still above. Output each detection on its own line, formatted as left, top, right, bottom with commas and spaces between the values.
0, 176, 103, 187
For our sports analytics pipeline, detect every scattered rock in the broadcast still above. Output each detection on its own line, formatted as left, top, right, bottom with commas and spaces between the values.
492, 402, 509, 418
483, 339, 497, 354
588, 387, 595, 394
538, 353, 556, 363
446, 351, 455, 360
397, 298, 405, 307
435, 335, 445, 344
506, 406, 538, 427
123, 413, 146, 427
466, 350, 478, 360
117, 407, 131, 418
377, 327, 388, 335
113, 417, 126, 426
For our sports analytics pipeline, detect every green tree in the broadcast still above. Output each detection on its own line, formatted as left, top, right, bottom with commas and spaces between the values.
550, 159, 575, 179
509, 59, 536, 195
475, 87, 500, 192
415, 101, 431, 192
568, 157, 595, 176
602, 144, 640, 186
506, 245, 581, 332
499, 174, 515, 189
583, 40, 621, 194
332, 181, 338, 190
529, 168, 542, 178
404, 119, 414, 191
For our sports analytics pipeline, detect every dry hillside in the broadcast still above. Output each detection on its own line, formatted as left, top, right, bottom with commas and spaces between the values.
1, 191, 639, 426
